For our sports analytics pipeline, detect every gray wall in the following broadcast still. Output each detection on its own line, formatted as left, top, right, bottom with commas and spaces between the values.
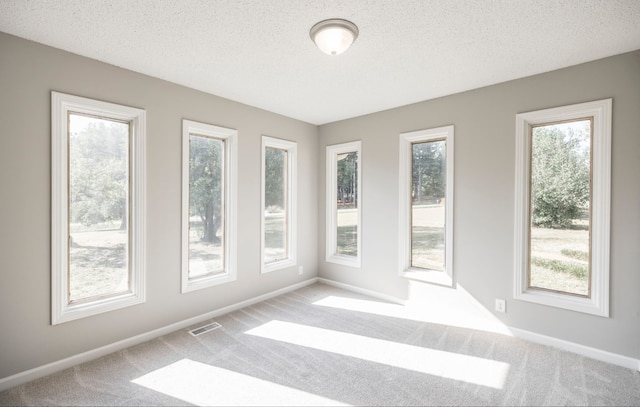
318, 50, 640, 359
0, 32, 318, 379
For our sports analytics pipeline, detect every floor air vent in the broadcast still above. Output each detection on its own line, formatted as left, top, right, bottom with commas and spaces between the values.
189, 322, 221, 337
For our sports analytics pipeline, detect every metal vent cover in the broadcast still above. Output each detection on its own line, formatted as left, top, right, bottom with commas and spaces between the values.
189, 321, 221, 337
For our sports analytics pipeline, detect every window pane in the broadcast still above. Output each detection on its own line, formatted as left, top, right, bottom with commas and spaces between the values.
336, 151, 358, 256
411, 140, 446, 271
264, 147, 287, 263
68, 113, 129, 302
529, 120, 591, 296
188, 135, 225, 279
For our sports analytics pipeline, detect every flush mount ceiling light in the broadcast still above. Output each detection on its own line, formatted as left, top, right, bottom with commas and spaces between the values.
310, 18, 359, 56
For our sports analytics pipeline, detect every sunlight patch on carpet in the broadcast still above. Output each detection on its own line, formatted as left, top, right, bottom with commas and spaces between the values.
246, 320, 509, 389
132, 358, 348, 406
313, 291, 511, 336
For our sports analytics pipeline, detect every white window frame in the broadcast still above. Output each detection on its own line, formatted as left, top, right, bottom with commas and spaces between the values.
181, 120, 238, 293
326, 141, 362, 268
398, 125, 454, 286
51, 91, 146, 325
261, 136, 297, 273
514, 99, 612, 317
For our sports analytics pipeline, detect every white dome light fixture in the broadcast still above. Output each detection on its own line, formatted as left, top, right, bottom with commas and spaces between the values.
310, 18, 359, 56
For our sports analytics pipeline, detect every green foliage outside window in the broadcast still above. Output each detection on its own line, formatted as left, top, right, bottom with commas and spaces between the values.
69, 117, 128, 229
337, 152, 358, 208
412, 141, 445, 204
264, 147, 286, 210
531, 124, 590, 229
189, 136, 223, 243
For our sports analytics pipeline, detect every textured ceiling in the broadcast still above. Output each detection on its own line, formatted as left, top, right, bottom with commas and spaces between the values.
1, 0, 639, 125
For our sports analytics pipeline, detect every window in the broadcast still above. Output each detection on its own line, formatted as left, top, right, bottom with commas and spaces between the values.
326, 141, 362, 267
398, 125, 454, 286
51, 92, 146, 324
514, 99, 612, 316
181, 120, 238, 292
261, 136, 297, 273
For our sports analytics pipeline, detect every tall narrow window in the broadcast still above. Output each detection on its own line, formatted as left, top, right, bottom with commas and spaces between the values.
326, 141, 362, 267
261, 136, 297, 273
411, 139, 446, 271
530, 120, 591, 296
514, 99, 611, 316
51, 92, 146, 324
68, 114, 130, 302
399, 126, 454, 286
182, 120, 237, 292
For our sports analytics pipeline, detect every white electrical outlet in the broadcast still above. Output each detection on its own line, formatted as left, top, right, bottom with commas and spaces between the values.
495, 299, 506, 313
298, 266, 303, 275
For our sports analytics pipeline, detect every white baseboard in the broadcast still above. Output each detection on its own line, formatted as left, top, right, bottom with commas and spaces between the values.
319, 277, 640, 372
508, 327, 640, 371
0, 277, 319, 393
317, 277, 406, 305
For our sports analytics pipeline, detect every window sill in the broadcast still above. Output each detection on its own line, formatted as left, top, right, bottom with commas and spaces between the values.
515, 288, 608, 317
400, 268, 453, 287
182, 272, 236, 293
262, 259, 296, 274
53, 291, 145, 325
326, 254, 361, 268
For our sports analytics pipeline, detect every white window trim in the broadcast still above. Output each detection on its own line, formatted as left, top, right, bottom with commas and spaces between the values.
51, 91, 146, 325
261, 136, 297, 273
181, 120, 238, 293
514, 99, 612, 317
398, 125, 454, 287
326, 141, 362, 268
